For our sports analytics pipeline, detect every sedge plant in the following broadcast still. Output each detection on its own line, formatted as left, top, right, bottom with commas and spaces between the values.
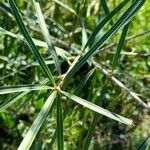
0, 0, 149, 149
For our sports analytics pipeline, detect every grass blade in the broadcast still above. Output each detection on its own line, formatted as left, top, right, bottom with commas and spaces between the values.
0, 92, 28, 112
61, 91, 133, 125
112, 23, 130, 69
56, 93, 64, 150
48, 69, 95, 148
137, 135, 150, 150
64, 0, 145, 84
81, 18, 88, 50
0, 2, 12, 15
100, 0, 113, 25
100, 0, 110, 15
83, 85, 107, 150
53, 0, 77, 15
0, 78, 49, 112
83, 0, 130, 50
33, 0, 61, 75
9, 0, 56, 86
0, 27, 71, 61
18, 91, 57, 150
0, 84, 51, 95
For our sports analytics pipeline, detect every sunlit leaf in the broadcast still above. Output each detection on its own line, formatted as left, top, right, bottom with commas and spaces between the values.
9, 0, 56, 85
61, 91, 133, 125
18, 91, 57, 150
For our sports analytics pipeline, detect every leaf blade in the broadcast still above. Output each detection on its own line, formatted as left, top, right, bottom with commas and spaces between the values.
112, 23, 130, 69
9, 0, 56, 86
0, 84, 51, 95
18, 91, 57, 150
83, 0, 130, 50
61, 91, 133, 125
137, 135, 150, 150
83, 85, 107, 149
64, 0, 146, 84
33, 0, 61, 74
53, 0, 77, 15
100, 0, 113, 25
0, 92, 28, 112
56, 93, 64, 150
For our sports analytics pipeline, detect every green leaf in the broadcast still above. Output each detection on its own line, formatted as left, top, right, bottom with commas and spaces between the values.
0, 79, 49, 112
0, 2, 12, 15
53, 0, 77, 15
61, 91, 133, 125
101, 0, 113, 25
0, 27, 71, 61
56, 93, 64, 150
83, 85, 107, 150
0, 92, 28, 112
9, 0, 56, 86
33, 0, 61, 74
112, 23, 130, 69
18, 91, 57, 150
64, 0, 145, 84
81, 18, 88, 50
63, 68, 96, 118
100, 0, 113, 25
0, 84, 51, 95
48, 69, 95, 148
84, 0, 130, 50
137, 135, 150, 150
100, 0, 110, 15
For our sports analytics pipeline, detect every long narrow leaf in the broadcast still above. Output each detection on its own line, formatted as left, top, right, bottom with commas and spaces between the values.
0, 27, 71, 61
84, 0, 130, 50
48, 69, 95, 148
9, 0, 56, 86
18, 91, 57, 150
0, 92, 28, 112
137, 135, 150, 150
83, 85, 107, 150
53, 0, 77, 15
0, 78, 49, 111
61, 91, 133, 125
56, 93, 64, 150
0, 84, 51, 95
100, 0, 113, 25
100, 0, 111, 15
64, 0, 146, 84
112, 23, 130, 69
81, 19, 88, 50
33, 0, 61, 74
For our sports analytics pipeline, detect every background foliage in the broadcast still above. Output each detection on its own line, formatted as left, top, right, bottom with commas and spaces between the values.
0, 0, 150, 149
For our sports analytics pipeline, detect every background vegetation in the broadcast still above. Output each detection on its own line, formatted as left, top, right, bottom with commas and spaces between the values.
0, 0, 150, 149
